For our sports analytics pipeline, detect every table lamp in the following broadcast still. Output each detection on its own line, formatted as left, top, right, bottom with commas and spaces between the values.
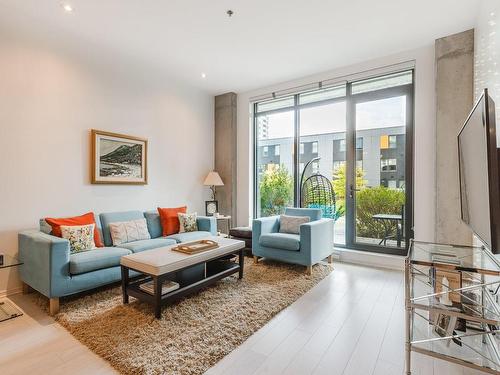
203, 171, 224, 216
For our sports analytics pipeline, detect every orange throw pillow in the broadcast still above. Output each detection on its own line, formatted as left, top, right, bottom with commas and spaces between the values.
45, 212, 103, 248
157, 206, 187, 236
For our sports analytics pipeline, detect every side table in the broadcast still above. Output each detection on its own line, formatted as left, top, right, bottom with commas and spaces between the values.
215, 215, 231, 237
0, 254, 24, 322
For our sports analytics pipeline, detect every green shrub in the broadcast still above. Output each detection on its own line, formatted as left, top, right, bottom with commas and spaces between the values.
259, 165, 294, 217
331, 164, 366, 219
356, 187, 405, 239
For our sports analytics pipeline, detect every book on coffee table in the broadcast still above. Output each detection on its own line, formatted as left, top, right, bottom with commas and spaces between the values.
139, 280, 179, 295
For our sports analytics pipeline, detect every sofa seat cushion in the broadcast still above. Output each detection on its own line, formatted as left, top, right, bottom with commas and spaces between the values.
70, 247, 132, 275
259, 233, 301, 251
119, 238, 177, 253
166, 231, 212, 243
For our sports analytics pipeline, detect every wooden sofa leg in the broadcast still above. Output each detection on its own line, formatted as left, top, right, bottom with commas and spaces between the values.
253, 256, 259, 264
327, 255, 333, 264
49, 298, 60, 316
306, 266, 312, 275
22, 282, 33, 294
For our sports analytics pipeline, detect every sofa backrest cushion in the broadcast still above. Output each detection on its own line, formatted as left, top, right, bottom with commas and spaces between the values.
284, 207, 322, 222
144, 210, 162, 239
99, 211, 145, 247
39, 219, 52, 234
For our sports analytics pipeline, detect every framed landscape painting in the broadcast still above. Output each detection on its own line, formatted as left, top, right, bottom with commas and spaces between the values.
91, 129, 148, 184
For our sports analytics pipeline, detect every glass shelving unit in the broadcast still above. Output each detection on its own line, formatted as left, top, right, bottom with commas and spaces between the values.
405, 240, 500, 374
0, 254, 24, 322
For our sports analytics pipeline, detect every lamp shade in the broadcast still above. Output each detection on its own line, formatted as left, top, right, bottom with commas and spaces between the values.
203, 171, 224, 186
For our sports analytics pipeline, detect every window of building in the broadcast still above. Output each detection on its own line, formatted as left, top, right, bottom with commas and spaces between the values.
312, 161, 319, 173
356, 137, 363, 150
263, 146, 268, 157
300, 143, 304, 154
389, 135, 397, 149
381, 158, 397, 172
339, 139, 346, 152
356, 160, 363, 170
312, 141, 318, 154
388, 180, 397, 189
380, 135, 389, 149
299, 162, 305, 172
274, 145, 280, 156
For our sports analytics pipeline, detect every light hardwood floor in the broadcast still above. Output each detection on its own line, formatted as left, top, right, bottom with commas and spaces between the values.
0, 262, 489, 375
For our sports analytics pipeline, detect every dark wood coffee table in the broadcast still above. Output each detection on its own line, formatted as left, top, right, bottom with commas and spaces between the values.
120, 237, 245, 318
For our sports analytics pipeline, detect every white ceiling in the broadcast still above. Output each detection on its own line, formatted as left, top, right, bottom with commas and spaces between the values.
0, 0, 482, 94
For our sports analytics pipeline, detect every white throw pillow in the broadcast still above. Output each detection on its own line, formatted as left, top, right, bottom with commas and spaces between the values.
60, 224, 96, 253
109, 218, 151, 246
178, 212, 198, 233
279, 215, 310, 234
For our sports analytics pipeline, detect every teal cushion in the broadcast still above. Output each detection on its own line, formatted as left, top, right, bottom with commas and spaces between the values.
166, 231, 212, 243
144, 211, 163, 239
119, 238, 176, 253
259, 233, 301, 251
69, 247, 131, 275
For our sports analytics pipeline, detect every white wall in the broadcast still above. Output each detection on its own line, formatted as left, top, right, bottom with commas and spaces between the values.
0, 31, 214, 294
237, 46, 437, 244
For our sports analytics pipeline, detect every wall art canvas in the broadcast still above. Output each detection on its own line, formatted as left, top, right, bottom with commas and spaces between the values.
91, 129, 148, 184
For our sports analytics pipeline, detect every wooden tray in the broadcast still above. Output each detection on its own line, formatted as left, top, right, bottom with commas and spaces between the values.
172, 239, 219, 255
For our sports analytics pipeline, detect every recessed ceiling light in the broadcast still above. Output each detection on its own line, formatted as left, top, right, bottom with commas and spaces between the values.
61, 3, 73, 13
201, 73, 207, 79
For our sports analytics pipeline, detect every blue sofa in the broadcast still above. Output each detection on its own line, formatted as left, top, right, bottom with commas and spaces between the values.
252, 208, 334, 274
19, 210, 216, 315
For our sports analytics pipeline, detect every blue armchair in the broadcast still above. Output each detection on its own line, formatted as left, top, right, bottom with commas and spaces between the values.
252, 208, 334, 274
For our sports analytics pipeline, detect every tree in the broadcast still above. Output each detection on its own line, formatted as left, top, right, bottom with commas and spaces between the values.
356, 186, 405, 239
259, 164, 294, 216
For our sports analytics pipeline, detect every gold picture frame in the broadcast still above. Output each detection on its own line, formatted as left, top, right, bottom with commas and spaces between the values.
91, 129, 148, 185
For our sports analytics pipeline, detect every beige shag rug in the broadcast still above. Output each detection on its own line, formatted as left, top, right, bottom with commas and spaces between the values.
47, 259, 332, 375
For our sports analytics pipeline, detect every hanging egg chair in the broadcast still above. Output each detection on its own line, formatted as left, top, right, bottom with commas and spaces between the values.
300, 158, 339, 220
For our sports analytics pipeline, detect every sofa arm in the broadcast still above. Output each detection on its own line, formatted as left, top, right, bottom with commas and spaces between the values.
252, 216, 280, 243
299, 218, 334, 264
18, 230, 71, 298
197, 216, 217, 235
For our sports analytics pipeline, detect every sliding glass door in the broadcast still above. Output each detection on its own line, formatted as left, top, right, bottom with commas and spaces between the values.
346, 72, 414, 254
253, 70, 414, 255
299, 98, 347, 245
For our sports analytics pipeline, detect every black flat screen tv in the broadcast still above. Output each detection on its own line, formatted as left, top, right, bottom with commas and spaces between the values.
458, 88, 500, 254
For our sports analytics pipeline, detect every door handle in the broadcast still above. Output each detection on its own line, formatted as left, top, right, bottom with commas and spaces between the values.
349, 184, 360, 198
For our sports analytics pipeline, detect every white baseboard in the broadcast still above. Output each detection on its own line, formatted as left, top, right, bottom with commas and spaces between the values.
333, 247, 404, 271
0, 286, 22, 298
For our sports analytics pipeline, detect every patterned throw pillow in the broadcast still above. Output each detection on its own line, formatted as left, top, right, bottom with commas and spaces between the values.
279, 215, 310, 234
178, 212, 198, 233
60, 224, 96, 253
109, 219, 151, 246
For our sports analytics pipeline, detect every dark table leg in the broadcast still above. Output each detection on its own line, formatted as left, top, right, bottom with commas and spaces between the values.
238, 249, 244, 279
121, 266, 129, 304
153, 276, 162, 319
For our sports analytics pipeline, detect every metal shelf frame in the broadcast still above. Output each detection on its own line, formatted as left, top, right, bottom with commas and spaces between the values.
405, 239, 500, 374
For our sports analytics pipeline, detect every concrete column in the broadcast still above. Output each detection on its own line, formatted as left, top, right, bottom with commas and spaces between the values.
214, 92, 237, 225
435, 29, 474, 244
